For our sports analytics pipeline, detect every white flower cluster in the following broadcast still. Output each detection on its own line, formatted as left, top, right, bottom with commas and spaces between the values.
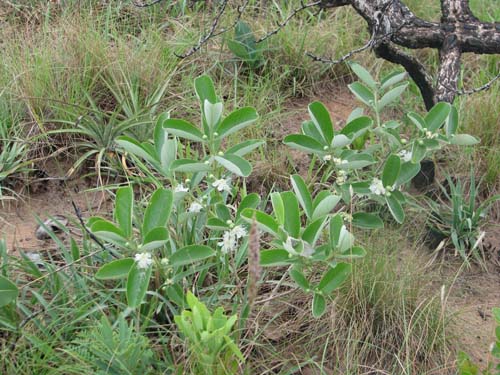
369, 178, 386, 195
322, 155, 348, 166
212, 178, 231, 193
174, 183, 189, 193
218, 225, 247, 254
135, 252, 153, 269
188, 201, 203, 213
425, 129, 438, 139
336, 169, 347, 184
397, 150, 412, 162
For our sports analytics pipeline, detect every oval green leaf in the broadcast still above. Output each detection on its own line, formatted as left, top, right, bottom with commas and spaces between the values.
352, 212, 384, 229
215, 154, 252, 177
382, 154, 401, 187
143, 188, 173, 234
425, 102, 450, 132
318, 262, 351, 294
216, 107, 258, 138
349, 62, 377, 89
171, 158, 212, 173
163, 119, 205, 142
260, 249, 291, 266
308, 101, 334, 144
290, 174, 313, 220
385, 194, 405, 224
142, 227, 169, 251
115, 186, 133, 238
283, 134, 326, 154
170, 245, 215, 267
312, 292, 326, 318
126, 263, 153, 308
96, 258, 134, 280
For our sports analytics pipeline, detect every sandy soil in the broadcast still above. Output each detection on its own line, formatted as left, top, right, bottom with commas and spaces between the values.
0, 160, 111, 255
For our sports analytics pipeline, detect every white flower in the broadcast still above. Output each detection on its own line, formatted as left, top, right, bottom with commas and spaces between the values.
218, 230, 237, 254
135, 252, 153, 269
218, 225, 247, 254
212, 178, 231, 193
188, 201, 203, 213
398, 150, 412, 162
369, 178, 386, 195
174, 183, 189, 193
161, 258, 169, 266
332, 157, 342, 165
231, 225, 247, 239
323, 154, 332, 162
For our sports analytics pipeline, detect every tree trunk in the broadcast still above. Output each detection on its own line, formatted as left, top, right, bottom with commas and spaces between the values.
320, 0, 500, 109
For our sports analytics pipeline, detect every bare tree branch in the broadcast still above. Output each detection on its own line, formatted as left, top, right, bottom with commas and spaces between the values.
440, 0, 478, 22
175, 0, 230, 59
305, 37, 374, 64
305, 20, 409, 65
318, 0, 499, 106
457, 71, 500, 95
256, 0, 322, 43
174, 0, 250, 59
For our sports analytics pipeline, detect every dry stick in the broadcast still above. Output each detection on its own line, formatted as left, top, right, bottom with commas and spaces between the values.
305, 18, 409, 65
457, 71, 500, 95
256, 0, 322, 43
246, 216, 261, 307
175, 0, 250, 59
175, 0, 230, 58
306, 36, 375, 65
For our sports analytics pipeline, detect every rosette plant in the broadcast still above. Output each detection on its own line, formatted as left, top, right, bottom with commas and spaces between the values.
117, 75, 262, 182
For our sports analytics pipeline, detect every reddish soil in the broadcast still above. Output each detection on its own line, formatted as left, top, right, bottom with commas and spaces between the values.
0, 160, 111, 255
448, 264, 500, 367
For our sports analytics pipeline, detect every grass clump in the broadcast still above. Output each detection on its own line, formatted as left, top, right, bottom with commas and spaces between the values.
247, 230, 450, 374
